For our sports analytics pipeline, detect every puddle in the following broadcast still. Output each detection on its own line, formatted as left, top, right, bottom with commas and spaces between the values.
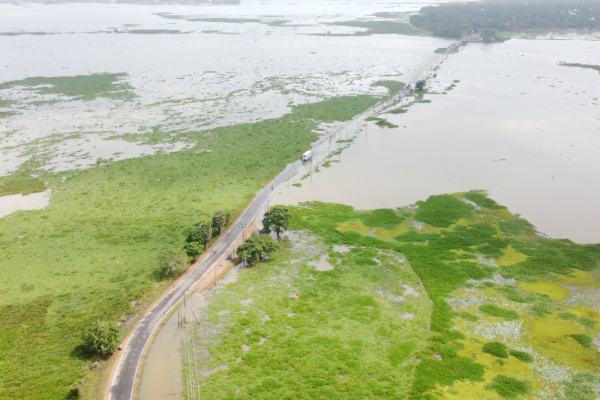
307, 254, 334, 271
199, 364, 229, 378
0, 190, 50, 218
333, 244, 353, 254
402, 285, 421, 297
240, 298, 253, 307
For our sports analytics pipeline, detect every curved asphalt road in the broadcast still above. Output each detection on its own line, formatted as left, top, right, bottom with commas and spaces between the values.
108, 46, 460, 398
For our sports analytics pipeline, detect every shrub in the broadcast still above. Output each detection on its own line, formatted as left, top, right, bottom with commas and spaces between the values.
82, 320, 120, 357
183, 241, 203, 259
158, 248, 188, 278
482, 342, 508, 358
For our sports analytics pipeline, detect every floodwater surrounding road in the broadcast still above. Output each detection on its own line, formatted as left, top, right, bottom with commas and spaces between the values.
275, 39, 600, 243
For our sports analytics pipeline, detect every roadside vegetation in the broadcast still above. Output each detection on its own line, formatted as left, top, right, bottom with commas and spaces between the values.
0, 94, 381, 399
184, 191, 600, 399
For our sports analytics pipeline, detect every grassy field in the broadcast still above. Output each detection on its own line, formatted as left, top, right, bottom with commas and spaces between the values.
186, 192, 600, 399
0, 95, 381, 399
185, 228, 432, 399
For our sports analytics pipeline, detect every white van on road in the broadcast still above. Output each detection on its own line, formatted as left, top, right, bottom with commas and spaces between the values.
301, 150, 312, 162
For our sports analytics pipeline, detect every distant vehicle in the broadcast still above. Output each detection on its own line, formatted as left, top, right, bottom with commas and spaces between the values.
226, 254, 233, 260
301, 150, 312, 162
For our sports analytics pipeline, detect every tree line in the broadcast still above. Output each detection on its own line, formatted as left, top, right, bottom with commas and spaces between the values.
410, 0, 600, 40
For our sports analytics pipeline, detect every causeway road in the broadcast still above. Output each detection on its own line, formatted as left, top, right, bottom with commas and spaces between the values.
108, 75, 431, 400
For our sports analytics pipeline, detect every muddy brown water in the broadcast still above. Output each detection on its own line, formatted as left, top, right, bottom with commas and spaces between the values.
275, 39, 600, 243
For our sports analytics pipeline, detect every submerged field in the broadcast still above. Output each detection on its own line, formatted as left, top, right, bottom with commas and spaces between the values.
0, 95, 381, 399
184, 193, 600, 399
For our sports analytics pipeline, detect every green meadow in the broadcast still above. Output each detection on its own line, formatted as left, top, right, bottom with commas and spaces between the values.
0, 94, 381, 399
187, 192, 600, 399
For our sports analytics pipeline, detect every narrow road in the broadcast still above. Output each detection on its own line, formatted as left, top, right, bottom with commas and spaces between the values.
108, 43, 462, 399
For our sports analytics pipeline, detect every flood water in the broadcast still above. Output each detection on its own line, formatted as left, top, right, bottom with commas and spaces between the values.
0, 190, 50, 218
0, 0, 449, 176
275, 39, 600, 243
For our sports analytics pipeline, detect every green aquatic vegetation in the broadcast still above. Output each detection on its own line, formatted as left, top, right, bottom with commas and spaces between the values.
125, 29, 186, 34
562, 373, 600, 400
369, 12, 408, 19
359, 209, 406, 230
479, 304, 520, 321
0, 111, 17, 118
509, 349, 533, 363
485, 375, 530, 399
463, 191, 504, 210
375, 118, 398, 128
0, 95, 379, 400
324, 20, 423, 36
455, 311, 479, 322
482, 342, 509, 358
566, 334, 593, 349
0, 73, 136, 101
414, 194, 474, 227
494, 285, 538, 303
560, 63, 600, 74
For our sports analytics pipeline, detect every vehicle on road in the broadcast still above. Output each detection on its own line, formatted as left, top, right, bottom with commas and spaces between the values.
301, 150, 312, 162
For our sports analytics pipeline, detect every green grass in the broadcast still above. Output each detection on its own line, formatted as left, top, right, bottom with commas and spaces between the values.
479, 304, 520, 321
482, 342, 508, 358
0, 94, 380, 400
0, 73, 136, 101
189, 234, 432, 399
485, 375, 530, 399
509, 349, 533, 363
434, 47, 447, 53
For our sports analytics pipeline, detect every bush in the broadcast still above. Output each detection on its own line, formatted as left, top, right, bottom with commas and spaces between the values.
158, 248, 188, 278
183, 241, 203, 260
82, 320, 120, 357
482, 342, 508, 358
